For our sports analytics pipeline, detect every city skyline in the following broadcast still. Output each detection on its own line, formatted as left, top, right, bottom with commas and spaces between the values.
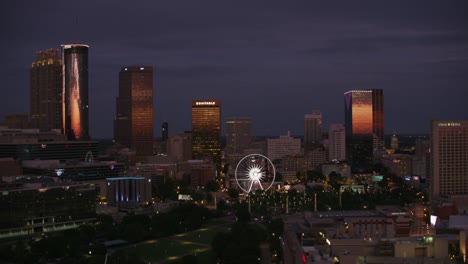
1, 1, 467, 138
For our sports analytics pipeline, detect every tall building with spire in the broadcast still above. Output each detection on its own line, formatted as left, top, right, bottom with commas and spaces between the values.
191, 100, 221, 164
114, 66, 154, 156
344, 89, 384, 171
30, 49, 62, 131
62, 44, 89, 140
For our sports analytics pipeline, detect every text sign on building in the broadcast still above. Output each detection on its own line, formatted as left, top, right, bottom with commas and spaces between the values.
438, 122, 461, 127
195, 101, 216, 106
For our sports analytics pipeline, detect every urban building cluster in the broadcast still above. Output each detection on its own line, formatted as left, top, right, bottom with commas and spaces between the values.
0, 44, 467, 264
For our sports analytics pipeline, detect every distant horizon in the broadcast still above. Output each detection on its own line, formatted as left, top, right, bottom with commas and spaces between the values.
92, 132, 430, 141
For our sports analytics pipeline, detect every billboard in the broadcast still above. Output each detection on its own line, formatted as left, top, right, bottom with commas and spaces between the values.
371, 175, 383, 182
178, 194, 192, 201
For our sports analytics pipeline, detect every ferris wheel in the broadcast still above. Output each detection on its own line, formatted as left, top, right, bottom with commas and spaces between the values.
235, 154, 276, 193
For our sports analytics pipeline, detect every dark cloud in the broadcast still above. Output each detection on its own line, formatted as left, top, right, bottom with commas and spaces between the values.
1, 0, 467, 138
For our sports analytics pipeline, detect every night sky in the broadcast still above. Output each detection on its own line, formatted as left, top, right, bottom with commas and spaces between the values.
1, 1, 467, 138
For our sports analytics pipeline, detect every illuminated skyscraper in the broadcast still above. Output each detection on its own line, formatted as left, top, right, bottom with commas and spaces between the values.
114, 66, 154, 156
431, 120, 468, 201
192, 100, 221, 164
344, 89, 384, 171
30, 49, 62, 131
304, 111, 323, 153
226, 117, 251, 155
62, 44, 89, 140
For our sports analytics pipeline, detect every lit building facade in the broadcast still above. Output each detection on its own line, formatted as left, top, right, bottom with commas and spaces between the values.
267, 131, 301, 161
30, 49, 62, 131
431, 120, 468, 200
328, 123, 346, 161
191, 100, 221, 164
381, 154, 413, 178
225, 117, 252, 155
62, 44, 89, 141
0, 128, 97, 161
114, 66, 154, 156
105, 176, 152, 206
304, 111, 322, 153
0, 181, 96, 239
344, 89, 384, 171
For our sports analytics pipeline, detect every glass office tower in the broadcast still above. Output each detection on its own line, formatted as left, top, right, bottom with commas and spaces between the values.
431, 120, 468, 201
192, 100, 221, 164
344, 89, 384, 171
304, 111, 323, 153
30, 49, 62, 131
225, 117, 252, 155
114, 66, 154, 157
62, 44, 89, 141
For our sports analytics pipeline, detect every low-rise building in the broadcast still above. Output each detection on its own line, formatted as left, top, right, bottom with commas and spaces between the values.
0, 178, 96, 240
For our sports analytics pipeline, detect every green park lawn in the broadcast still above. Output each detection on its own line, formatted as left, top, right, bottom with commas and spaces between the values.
174, 225, 230, 245
123, 238, 207, 262
113, 217, 233, 263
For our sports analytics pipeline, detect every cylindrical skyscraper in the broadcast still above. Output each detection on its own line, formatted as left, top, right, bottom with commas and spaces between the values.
62, 44, 89, 141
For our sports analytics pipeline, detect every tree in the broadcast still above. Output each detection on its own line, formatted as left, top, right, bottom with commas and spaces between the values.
180, 254, 199, 264
79, 224, 96, 244
206, 192, 214, 203
12, 240, 31, 263
122, 222, 147, 242
228, 188, 239, 200
212, 232, 232, 258
275, 172, 283, 182
307, 170, 325, 182
121, 214, 151, 242
296, 171, 306, 183
221, 164, 230, 175
216, 200, 228, 213
205, 180, 220, 192
235, 202, 251, 223
328, 171, 343, 190
267, 218, 284, 261
96, 214, 118, 239
108, 250, 146, 264
155, 178, 177, 200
